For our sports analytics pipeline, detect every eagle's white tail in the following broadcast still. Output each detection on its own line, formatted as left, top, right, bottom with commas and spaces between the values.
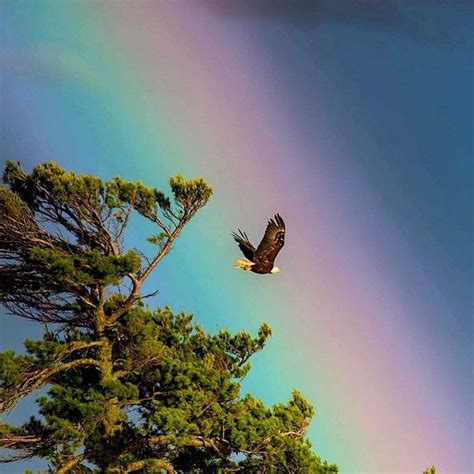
234, 258, 254, 271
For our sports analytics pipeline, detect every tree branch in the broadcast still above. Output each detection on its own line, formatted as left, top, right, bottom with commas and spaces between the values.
138, 220, 186, 284
1, 357, 103, 412
123, 459, 176, 474
148, 435, 230, 457
0, 434, 41, 450
57, 453, 86, 474
107, 220, 185, 326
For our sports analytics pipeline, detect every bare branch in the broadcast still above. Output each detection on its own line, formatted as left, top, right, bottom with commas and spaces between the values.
105, 221, 184, 326
0, 434, 45, 463
0, 434, 41, 450
138, 220, 186, 284
1, 356, 103, 412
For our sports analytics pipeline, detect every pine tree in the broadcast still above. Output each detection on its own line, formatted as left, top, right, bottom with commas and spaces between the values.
0, 161, 337, 473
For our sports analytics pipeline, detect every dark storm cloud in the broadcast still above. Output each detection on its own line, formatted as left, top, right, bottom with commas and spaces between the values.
200, 0, 473, 46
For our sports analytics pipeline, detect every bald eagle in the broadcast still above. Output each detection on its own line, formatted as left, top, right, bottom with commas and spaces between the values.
232, 214, 286, 275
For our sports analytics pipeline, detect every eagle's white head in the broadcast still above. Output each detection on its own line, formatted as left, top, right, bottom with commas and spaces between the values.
270, 266, 281, 274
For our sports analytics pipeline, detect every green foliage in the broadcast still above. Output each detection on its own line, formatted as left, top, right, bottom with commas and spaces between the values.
0, 185, 30, 217
27, 247, 141, 286
0, 351, 30, 396
2, 160, 212, 253
0, 161, 335, 473
2, 308, 335, 471
147, 232, 168, 245
169, 175, 213, 214
423, 466, 436, 474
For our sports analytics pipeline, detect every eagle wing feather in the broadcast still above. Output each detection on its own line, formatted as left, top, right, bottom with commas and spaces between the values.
232, 229, 256, 261
254, 214, 285, 265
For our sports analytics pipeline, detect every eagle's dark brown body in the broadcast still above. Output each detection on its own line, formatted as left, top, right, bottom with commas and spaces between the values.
232, 214, 286, 275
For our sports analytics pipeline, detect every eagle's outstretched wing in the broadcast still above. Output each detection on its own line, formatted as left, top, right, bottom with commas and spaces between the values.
254, 214, 285, 264
232, 229, 256, 261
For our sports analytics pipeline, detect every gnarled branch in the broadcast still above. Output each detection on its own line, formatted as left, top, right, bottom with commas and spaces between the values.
57, 453, 87, 474
123, 459, 176, 474
1, 356, 103, 412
